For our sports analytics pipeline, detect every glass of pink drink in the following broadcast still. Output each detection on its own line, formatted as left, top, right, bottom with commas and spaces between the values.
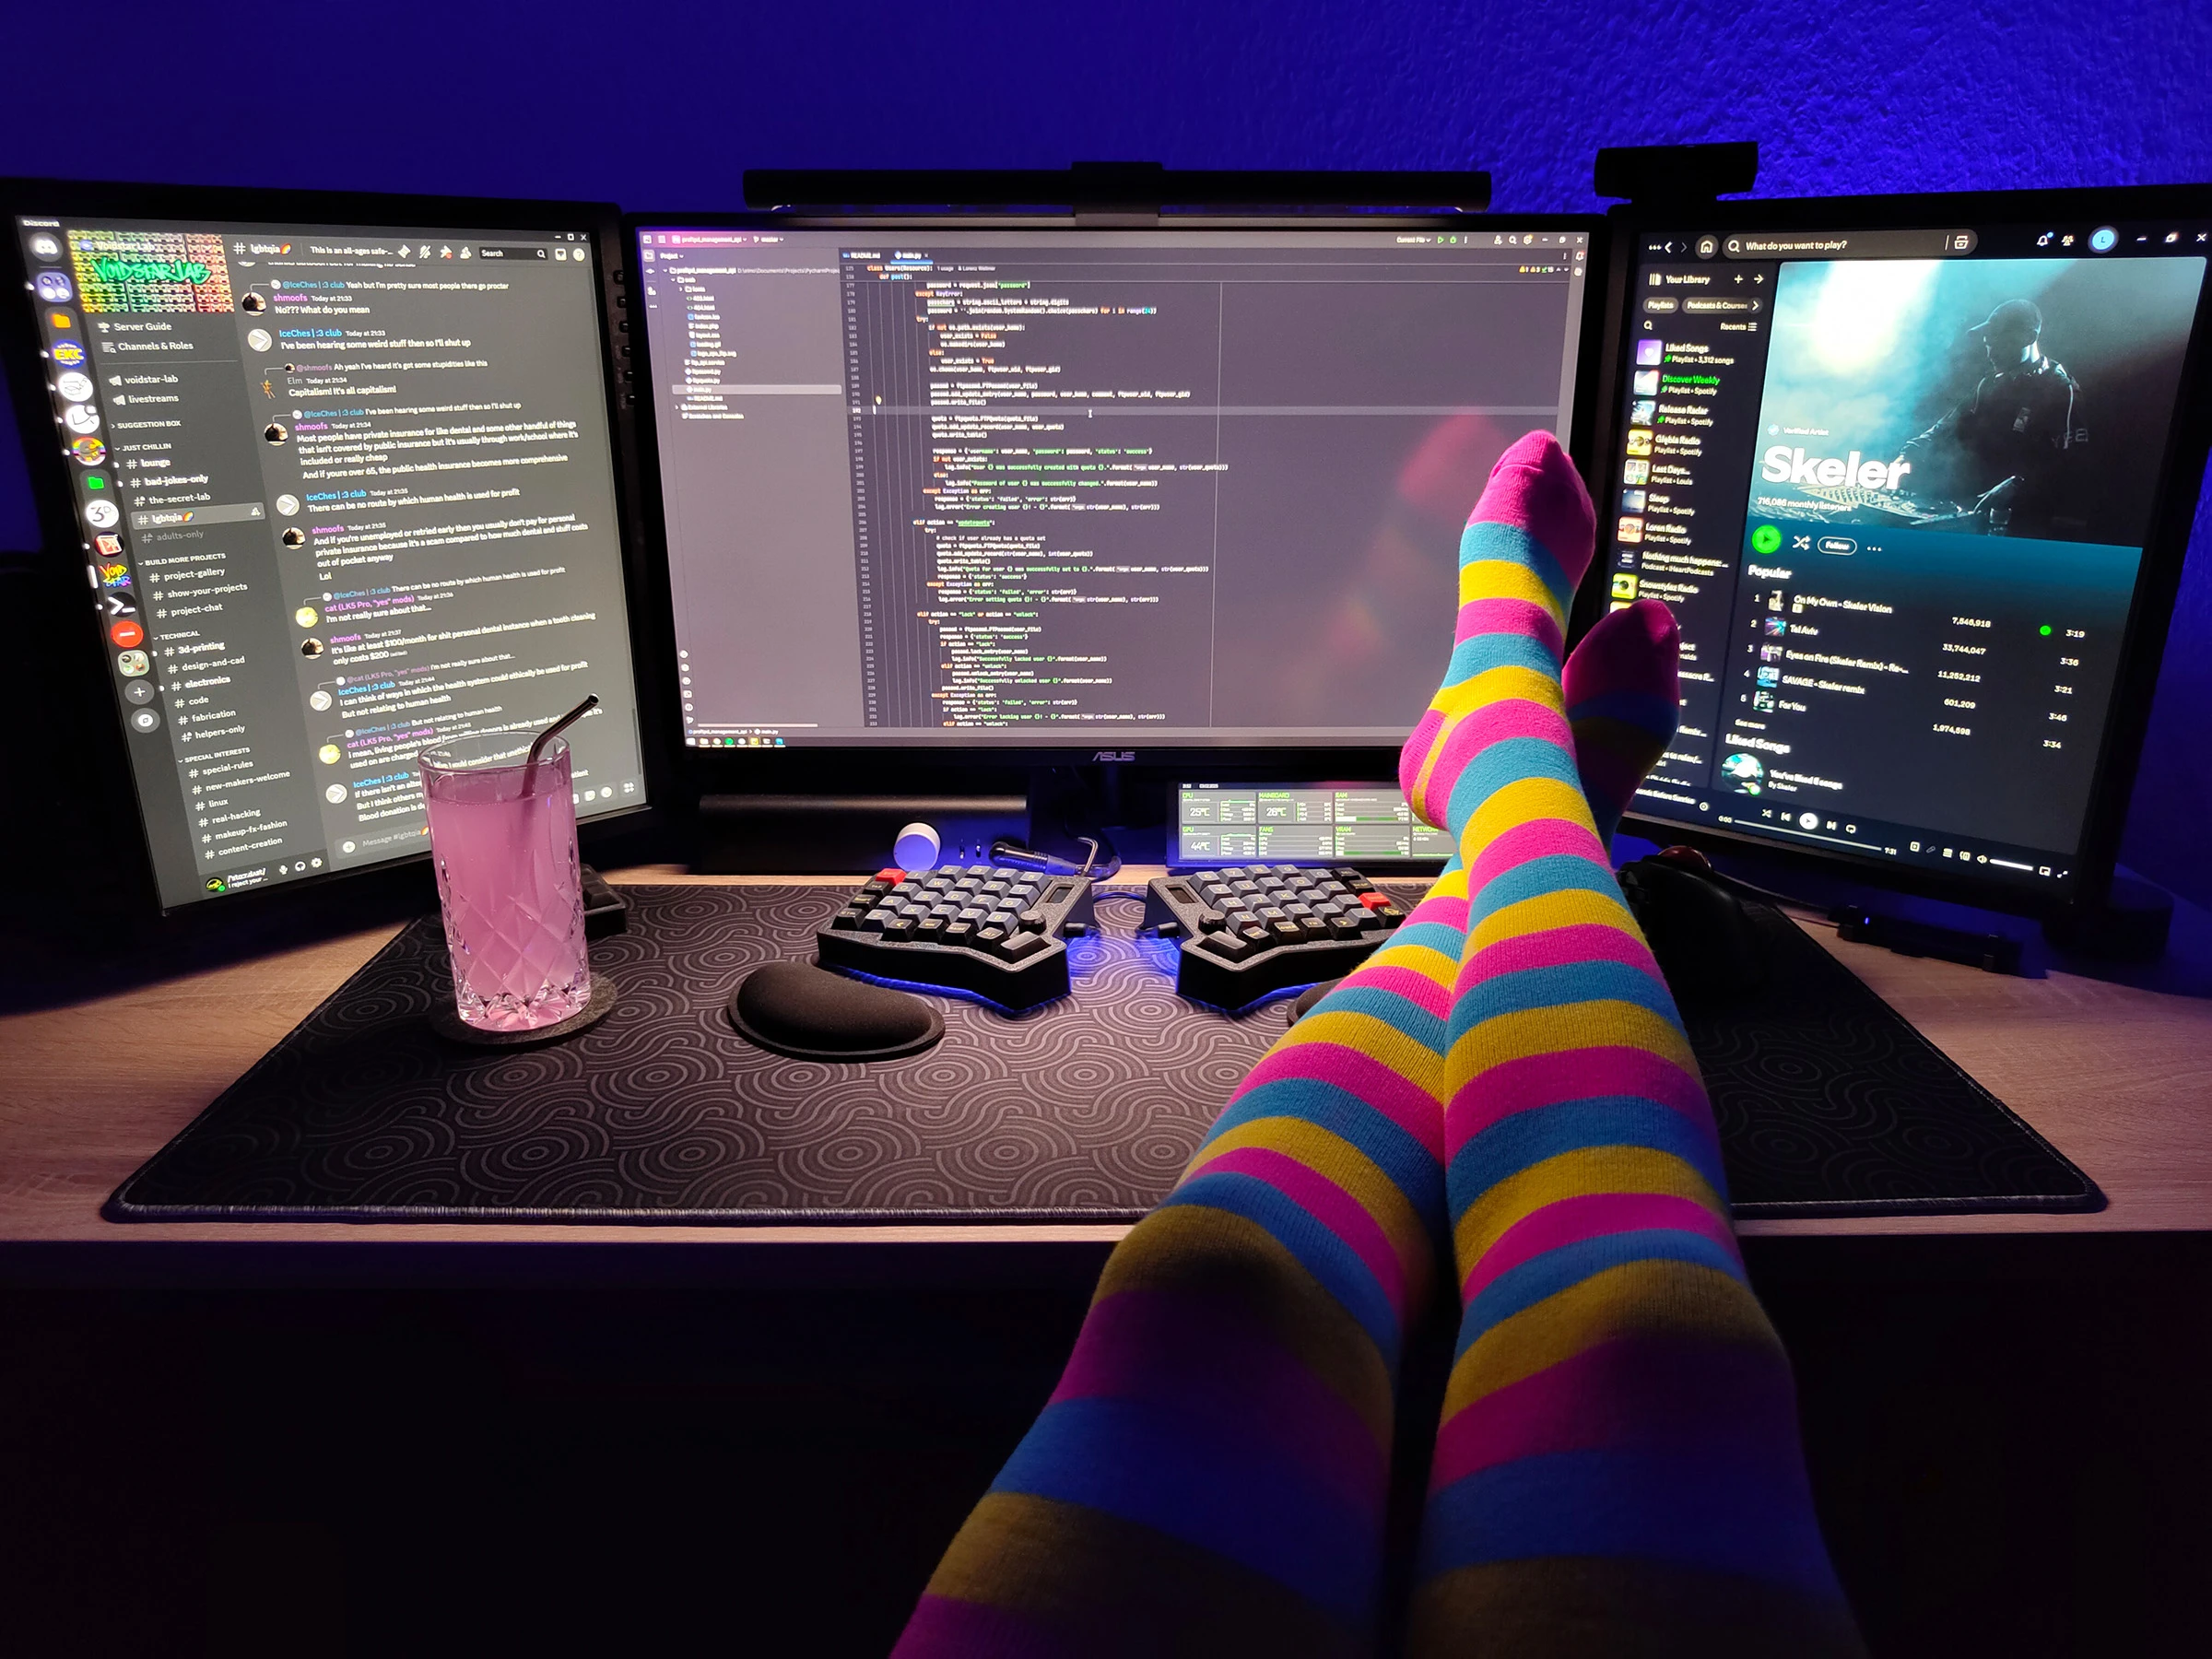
418, 731, 590, 1032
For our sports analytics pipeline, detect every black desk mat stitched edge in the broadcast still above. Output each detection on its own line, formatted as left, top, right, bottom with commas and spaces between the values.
104, 883, 2103, 1225
1703, 903, 2101, 1218
100, 911, 1162, 1228
105, 886, 1214, 1229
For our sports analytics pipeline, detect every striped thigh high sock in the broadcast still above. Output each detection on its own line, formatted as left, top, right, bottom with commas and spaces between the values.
894, 429, 1830, 1655
1400, 429, 1863, 1656
891, 856, 1470, 1655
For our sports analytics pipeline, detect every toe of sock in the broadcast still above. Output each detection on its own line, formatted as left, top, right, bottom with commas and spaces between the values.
1468, 429, 1596, 592
1565, 597, 1680, 707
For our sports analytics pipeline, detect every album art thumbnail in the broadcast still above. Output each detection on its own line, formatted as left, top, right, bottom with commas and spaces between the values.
1750, 254, 2206, 546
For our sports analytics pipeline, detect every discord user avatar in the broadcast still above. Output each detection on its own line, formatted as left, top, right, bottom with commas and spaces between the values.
300, 637, 324, 657
241, 291, 268, 313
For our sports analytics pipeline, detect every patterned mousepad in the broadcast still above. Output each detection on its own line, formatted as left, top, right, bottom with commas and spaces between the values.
109, 885, 2099, 1224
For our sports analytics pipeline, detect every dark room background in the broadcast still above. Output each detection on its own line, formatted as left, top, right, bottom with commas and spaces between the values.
5, 0, 2209, 905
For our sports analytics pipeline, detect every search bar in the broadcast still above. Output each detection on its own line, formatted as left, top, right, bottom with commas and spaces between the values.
1722, 229, 1978, 259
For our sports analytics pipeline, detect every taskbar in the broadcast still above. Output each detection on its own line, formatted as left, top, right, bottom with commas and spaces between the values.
1629, 783, 2075, 890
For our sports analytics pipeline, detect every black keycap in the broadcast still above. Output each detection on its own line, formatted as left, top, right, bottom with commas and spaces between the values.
1001, 932, 1047, 960
830, 908, 864, 931
1201, 933, 1252, 961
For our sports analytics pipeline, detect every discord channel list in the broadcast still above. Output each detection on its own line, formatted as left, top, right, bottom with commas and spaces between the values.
1175, 782, 1453, 863
17, 217, 643, 907
640, 228, 1587, 746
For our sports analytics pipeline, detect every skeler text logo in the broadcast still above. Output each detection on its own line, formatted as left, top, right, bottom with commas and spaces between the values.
1761, 447, 1912, 491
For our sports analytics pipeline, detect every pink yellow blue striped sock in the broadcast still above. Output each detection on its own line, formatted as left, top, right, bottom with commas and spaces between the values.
1397, 429, 1862, 1654
896, 430, 1851, 1655
893, 864, 1473, 1654
1563, 596, 1680, 854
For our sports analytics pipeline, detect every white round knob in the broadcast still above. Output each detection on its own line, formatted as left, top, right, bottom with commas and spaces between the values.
893, 821, 941, 871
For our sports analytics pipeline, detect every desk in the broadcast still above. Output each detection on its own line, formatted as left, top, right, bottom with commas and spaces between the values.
5, 867, 2210, 1280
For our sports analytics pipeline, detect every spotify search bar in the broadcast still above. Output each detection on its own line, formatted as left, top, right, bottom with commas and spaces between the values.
1722, 229, 1978, 259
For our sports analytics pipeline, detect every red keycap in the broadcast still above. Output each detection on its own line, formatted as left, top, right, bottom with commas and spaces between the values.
1357, 891, 1391, 910
876, 868, 906, 884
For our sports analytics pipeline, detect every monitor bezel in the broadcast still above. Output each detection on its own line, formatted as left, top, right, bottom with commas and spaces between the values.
1575, 182, 2212, 918
619, 208, 1615, 806
0, 176, 676, 922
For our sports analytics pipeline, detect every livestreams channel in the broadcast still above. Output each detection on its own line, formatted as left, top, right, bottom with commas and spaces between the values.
1717, 253, 2202, 851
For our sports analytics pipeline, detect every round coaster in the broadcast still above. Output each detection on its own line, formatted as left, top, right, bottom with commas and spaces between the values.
429, 972, 618, 1048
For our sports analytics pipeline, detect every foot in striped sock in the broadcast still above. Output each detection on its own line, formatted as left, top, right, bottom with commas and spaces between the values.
1563, 597, 1680, 855
1403, 430, 1862, 1653
1399, 429, 1594, 837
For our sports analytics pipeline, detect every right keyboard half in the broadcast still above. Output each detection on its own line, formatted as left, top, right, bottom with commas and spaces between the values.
1139, 865, 1407, 1012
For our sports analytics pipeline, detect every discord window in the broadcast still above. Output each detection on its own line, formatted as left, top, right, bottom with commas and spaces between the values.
638, 225, 1589, 748
16, 215, 645, 908
1608, 220, 2208, 896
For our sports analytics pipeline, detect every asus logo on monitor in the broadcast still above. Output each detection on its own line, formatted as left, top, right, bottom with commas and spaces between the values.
1094, 751, 1136, 762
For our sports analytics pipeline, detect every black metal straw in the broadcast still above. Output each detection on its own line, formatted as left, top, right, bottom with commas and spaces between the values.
523, 694, 598, 788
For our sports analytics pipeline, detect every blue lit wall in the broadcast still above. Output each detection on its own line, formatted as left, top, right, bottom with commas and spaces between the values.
4, 0, 2208, 902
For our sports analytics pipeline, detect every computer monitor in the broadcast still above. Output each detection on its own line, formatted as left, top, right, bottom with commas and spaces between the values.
627, 216, 1599, 764
1587, 186, 2212, 911
1, 182, 656, 912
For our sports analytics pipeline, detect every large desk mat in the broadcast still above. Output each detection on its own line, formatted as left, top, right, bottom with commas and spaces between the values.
109, 884, 2100, 1224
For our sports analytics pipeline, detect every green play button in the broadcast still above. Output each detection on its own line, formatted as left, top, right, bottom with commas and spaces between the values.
1750, 524, 1783, 554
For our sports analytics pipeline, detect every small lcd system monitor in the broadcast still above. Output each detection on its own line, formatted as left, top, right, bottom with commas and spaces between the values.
1173, 780, 1453, 865
3, 183, 653, 912
1591, 187, 2212, 909
629, 216, 1596, 759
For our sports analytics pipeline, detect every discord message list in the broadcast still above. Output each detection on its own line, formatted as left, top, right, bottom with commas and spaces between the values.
22, 218, 641, 906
